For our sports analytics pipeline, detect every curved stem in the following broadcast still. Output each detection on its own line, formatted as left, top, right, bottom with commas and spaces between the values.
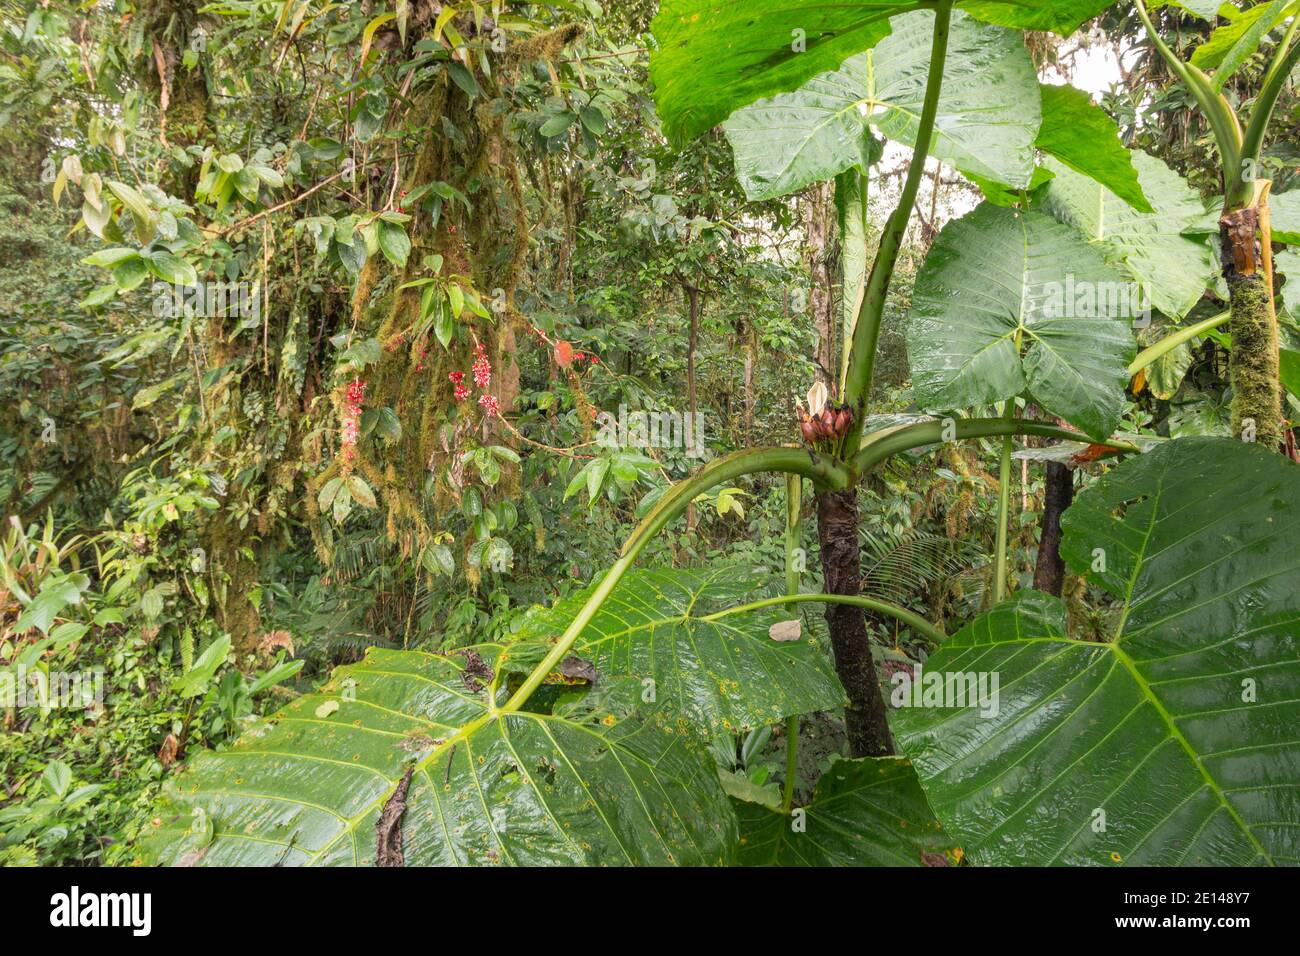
784, 474, 802, 598
841, 0, 953, 450
1133, 0, 1244, 202
503, 448, 849, 712
851, 417, 1140, 477
620, 447, 849, 559
1128, 311, 1231, 377
993, 430, 1014, 602
699, 594, 947, 647
781, 474, 801, 815
1241, 22, 1300, 198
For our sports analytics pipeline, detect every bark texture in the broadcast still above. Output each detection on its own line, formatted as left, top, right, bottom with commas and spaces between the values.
816, 488, 893, 757
803, 182, 835, 388
1032, 462, 1074, 596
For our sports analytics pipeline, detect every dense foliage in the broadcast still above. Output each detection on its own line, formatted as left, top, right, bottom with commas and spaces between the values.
1, 0, 1298, 867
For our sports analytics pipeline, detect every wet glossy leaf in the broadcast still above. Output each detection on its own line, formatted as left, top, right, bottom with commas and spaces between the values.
1040, 150, 1216, 318
895, 438, 1300, 865
734, 757, 957, 865
505, 566, 845, 734
724, 10, 1038, 200
143, 648, 735, 865
907, 202, 1136, 439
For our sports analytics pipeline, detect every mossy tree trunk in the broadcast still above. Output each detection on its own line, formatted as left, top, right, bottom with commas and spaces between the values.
1221, 198, 1285, 451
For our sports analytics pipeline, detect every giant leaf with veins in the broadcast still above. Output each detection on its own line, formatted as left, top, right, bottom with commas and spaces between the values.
504, 565, 846, 734
906, 202, 1136, 439
895, 438, 1300, 866
724, 9, 1040, 200
1040, 151, 1216, 319
651, 0, 1122, 144
144, 647, 737, 866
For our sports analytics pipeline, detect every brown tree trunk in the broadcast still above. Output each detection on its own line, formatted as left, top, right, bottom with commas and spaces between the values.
742, 323, 756, 443
816, 488, 893, 757
1032, 462, 1074, 596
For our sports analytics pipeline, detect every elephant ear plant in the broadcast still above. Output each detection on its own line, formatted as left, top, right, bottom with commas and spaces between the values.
1133, 0, 1300, 452
144, 0, 1300, 866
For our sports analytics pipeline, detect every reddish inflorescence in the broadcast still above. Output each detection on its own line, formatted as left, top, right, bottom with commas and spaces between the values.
478, 393, 500, 416
472, 342, 491, 388
798, 402, 852, 447
449, 370, 469, 401
340, 378, 367, 471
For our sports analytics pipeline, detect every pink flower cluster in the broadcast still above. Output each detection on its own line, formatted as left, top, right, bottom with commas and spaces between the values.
449, 343, 499, 417
472, 342, 491, 388
341, 378, 366, 470
449, 370, 469, 401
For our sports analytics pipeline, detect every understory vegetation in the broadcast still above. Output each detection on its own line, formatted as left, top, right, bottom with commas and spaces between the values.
1, 0, 1298, 867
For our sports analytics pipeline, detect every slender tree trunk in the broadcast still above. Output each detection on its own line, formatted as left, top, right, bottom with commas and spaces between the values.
1221, 200, 1285, 449
742, 323, 756, 443
804, 183, 834, 389
816, 488, 893, 757
685, 284, 700, 532
1032, 462, 1074, 596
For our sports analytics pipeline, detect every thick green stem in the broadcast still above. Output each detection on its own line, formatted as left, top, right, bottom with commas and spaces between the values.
784, 474, 802, 597
782, 474, 801, 814
700, 594, 946, 646
1133, 0, 1244, 203
1240, 19, 1300, 204
1128, 311, 1230, 377
835, 168, 870, 394
851, 417, 1138, 477
840, 0, 953, 449
503, 448, 848, 712
993, 429, 1014, 602
619, 447, 848, 560
782, 719, 799, 814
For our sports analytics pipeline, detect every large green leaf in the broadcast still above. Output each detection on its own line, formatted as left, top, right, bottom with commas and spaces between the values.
1189, 0, 1295, 77
1278, 248, 1300, 317
906, 202, 1137, 439
143, 647, 736, 866
1272, 190, 1300, 246
1137, 319, 1194, 400
505, 566, 846, 735
1040, 151, 1216, 319
735, 757, 958, 865
650, 0, 1120, 144
723, 9, 1039, 200
1035, 84, 1152, 213
895, 438, 1300, 865
1158, 0, 1225, 19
